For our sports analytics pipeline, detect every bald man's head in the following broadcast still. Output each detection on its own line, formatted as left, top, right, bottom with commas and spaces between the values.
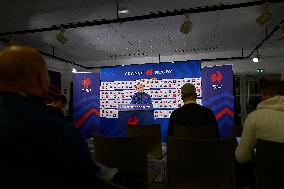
0, 46, 50, 97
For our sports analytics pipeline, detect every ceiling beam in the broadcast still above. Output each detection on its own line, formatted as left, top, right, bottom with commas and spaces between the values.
0, 0, 282, 36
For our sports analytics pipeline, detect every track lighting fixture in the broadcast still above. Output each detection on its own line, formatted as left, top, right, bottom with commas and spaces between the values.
256, 3, 272, 26
56, 28, 68, 45
180, 13, 193, 34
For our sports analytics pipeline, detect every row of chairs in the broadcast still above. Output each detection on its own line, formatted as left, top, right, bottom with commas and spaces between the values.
93, 124, 284, 189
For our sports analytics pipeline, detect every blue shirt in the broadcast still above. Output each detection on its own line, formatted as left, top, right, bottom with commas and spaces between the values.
131, 92, 152, 104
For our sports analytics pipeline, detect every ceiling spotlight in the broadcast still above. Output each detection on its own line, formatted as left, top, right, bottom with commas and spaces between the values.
253, 57, 259, 63
256, 3, 272, 26
72, 68, 77, 73
252, 50, 260, 63
56, 28, 68, 45
180, 13, 193, 34
118, 9, 129, 14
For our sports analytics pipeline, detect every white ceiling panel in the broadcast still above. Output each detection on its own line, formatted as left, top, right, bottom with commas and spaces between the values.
0, 0, 283, 66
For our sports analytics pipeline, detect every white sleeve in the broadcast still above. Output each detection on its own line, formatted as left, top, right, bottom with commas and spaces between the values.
235, 113, 256, 163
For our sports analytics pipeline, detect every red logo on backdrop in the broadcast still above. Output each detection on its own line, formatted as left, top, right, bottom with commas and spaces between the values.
211, 71, 222, 83
210, 71, 223, 90
127, 116, 139, 125
146, 69, 153, 75
82, 78, 92, 93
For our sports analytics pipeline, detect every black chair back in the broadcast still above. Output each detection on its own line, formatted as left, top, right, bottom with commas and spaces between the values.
93, 135, 147, 179
256, 139, 284, 189
174, 124, 218, 139
167, 136, 237, 189
126, 124, 162, 159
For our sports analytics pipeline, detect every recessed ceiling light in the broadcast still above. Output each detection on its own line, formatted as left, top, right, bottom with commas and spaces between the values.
118, 9, 129, 14
161, 44, 164, 47
150, 39, 153, 42
160, 38, 163, 40
253, 57, 259, 63
126, 47, 129, 50
113, 48, 116, 51
150, 45, 152, 48
138, 40, 141, 43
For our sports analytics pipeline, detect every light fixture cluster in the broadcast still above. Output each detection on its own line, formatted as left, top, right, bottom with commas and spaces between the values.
180, 13, 193, 34
256, 3, 272, 26
56, 28, 68, 45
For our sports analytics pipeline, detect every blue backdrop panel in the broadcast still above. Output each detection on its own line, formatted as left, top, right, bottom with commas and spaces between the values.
73, 73, 100, 138
101, 61, 201, 81
202, 65, 234, 138
100, 61, 201, 141
46, 70, 61, 103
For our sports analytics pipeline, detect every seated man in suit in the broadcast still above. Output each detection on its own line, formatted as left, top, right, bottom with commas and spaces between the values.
131, 83, 152, 104
167, 83, 219, 137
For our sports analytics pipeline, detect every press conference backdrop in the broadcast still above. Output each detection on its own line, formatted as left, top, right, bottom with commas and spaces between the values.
73, 73, 101, 138
202, 65, 234, 137
100, 61, 202, 141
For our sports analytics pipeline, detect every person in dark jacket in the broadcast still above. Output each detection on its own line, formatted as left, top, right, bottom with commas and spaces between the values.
46, 94, 68, 118
0, 46, 100, 189
167, 83, 219, 138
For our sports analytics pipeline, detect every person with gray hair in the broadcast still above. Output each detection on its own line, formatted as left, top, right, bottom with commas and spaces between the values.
167, 83, 219, 137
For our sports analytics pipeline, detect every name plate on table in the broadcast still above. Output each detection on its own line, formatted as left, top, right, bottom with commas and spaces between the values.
118, 104, 153, 111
